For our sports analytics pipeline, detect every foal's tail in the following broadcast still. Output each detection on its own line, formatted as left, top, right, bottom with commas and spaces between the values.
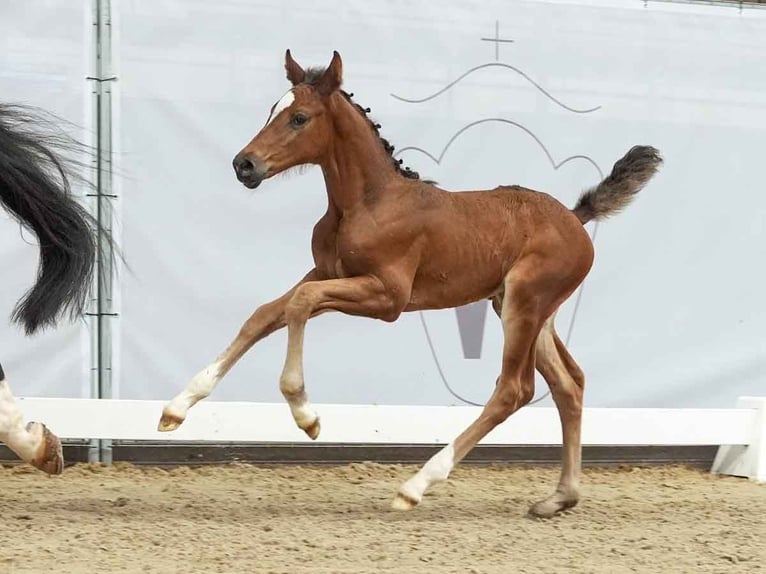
0, 103, 102, 335
572, 145, 663, 224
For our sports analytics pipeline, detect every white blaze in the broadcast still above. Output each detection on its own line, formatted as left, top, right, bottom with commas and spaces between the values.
266, 90, 295, 125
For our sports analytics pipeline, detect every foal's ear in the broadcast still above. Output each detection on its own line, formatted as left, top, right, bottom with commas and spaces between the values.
316, 51, 343, 96
285, 49, 305, 85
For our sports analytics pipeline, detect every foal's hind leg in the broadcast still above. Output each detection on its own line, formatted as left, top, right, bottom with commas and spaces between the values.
393, 267, 549, 509
528, 314, 585, 518
0, 363, 63, 474
490, 298, 586, 517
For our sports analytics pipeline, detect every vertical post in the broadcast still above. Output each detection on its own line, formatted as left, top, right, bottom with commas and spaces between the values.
712, 397, 766, 483
88, 0, 115, 464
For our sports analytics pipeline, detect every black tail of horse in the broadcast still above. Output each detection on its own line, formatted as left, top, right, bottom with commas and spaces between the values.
0, 103, 102, 335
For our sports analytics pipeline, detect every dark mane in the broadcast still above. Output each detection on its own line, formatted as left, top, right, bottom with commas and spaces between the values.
301, 67, 425, 181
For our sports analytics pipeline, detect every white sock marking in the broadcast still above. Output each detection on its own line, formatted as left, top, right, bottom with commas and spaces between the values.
399, 443, 455, 503
266, 90, 295, 125
0, 378, 42, 462
289, 400, 317, 429
280, 369, 316, 429
166, 361, 223, 419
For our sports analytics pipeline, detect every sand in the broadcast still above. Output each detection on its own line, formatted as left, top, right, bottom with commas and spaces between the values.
1, 462, 764, 574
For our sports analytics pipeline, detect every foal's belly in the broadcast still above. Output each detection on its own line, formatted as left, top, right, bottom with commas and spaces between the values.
403, 215, 523, 311
405, 264, 506, 312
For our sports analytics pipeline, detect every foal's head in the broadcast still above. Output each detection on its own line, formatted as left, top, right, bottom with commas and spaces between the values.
232, 50, 343, 189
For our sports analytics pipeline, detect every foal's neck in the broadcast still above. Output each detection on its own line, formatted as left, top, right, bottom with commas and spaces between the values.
319, 93, 398, 215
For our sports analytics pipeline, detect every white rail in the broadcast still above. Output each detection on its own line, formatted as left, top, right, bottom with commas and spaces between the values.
17, 396, 765, 481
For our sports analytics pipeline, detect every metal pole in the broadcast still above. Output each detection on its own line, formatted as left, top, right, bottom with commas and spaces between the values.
88, 0, 115, 464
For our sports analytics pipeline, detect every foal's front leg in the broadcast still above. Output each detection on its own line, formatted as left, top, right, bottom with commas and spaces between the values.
0, 363, 63, 474
279, 275, 402, 439
158, 270, 317, 431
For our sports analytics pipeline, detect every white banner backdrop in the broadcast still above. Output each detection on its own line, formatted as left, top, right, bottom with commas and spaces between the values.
110, 0, 764, 408
0, 1, 92, 398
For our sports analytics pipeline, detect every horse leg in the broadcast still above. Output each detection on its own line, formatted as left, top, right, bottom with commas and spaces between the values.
279, 275, 403, 439
0, 363, 63, 474
393, 268, 549, 509
158, 270, 317, 431
529, 313, 585, 517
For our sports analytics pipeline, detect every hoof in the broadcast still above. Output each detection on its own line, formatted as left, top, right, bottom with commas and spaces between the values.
527, 496, 579, 519
27, 423, 63, 475
391, 491, 419, 511
301, 418, 321, 440
157, 409, 185, 432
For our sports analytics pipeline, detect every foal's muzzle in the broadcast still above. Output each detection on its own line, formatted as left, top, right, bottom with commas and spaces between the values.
232, 153, 268, 189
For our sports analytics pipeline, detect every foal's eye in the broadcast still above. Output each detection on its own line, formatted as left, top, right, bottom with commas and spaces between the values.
291, 113, 308, 128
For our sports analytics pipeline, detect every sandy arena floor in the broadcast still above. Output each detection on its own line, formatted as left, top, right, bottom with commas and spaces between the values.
0, 462, 763, 574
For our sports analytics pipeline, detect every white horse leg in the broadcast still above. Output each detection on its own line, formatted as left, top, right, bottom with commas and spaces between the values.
0, 364, 63, 474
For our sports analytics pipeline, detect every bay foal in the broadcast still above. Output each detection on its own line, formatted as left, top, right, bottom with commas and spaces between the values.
159, 51, 662, 517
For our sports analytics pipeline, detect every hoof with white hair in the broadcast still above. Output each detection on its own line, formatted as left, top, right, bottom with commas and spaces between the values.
391, 443, 455, 510
391, 490, 420, 511
300, 417, 321, 440
27, 422, 63, 475
157, 408, 185, 432
289, 401, 321, 440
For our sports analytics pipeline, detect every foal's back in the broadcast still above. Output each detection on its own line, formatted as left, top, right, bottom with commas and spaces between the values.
401, 182, 594, 311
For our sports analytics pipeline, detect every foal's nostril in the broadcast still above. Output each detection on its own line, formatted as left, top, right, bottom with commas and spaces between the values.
233, 155, 255, 178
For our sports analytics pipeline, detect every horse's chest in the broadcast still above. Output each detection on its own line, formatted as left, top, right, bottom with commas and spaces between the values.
311, 220, 376, 280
